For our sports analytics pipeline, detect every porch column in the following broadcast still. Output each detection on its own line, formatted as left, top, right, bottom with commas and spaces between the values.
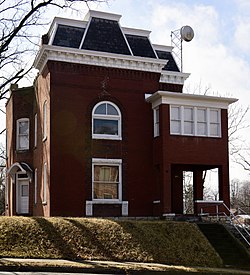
193, 169, 204, 214
218, 165, 230, 212
171, 166, 183, 214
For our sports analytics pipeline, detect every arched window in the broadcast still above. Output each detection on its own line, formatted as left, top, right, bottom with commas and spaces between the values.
92, 101, 121, 140
16, 118, 29, 150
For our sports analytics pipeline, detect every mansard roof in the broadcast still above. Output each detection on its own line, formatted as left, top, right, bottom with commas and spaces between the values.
34, 10, 189, 85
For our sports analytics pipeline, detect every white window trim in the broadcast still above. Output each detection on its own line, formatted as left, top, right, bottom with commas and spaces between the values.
43, 101, 47, 141
43, 163, 47, 204
16, 118, 30, 151
34, 114, 38, 148
92, 158, 122, 203
34, 168, 37, 205
170, 105, 221, 138
92, 101, 122, 140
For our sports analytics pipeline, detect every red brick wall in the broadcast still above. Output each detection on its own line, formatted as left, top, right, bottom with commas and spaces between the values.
47, 61, 171, 217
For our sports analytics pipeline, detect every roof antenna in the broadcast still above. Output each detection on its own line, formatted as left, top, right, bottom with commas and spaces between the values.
85, 0, 90, 10
171, 26, 194, 72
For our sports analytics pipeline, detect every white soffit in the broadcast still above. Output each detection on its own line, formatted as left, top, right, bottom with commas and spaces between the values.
146, 91, 238, 109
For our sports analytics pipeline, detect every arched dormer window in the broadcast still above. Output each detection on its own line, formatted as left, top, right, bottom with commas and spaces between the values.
92, 101, 122, 140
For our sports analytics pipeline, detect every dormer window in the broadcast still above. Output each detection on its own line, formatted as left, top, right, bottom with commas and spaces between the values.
92, 101, 122, 140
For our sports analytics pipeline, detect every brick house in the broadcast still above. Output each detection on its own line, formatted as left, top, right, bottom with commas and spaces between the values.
5, 10, 237, 217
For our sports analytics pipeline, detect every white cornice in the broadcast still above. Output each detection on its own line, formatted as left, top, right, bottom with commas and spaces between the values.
146, 91, 238, 109
160, 71, 190, 85
84, 10, 122, 21
33, 45, 191, 85
33, 45, 167, 73
122, 27, 151, 37
153, 44, 174, 52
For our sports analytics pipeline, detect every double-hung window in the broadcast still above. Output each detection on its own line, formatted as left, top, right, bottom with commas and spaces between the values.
43, 101, 47, 141
43, 163, 47, 204
92, 158, 122, 201
16, 118, 29, 150
183, 107, 194, 135
34, 114, 38, 147
197, 108, 207, 136
153, 107, 160, 137
170, 106, 181, 134
209, 109, 220, 137
92, 101, 121, 140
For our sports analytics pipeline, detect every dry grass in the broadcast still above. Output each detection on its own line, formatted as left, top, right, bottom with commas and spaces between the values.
0, 217, 223, 268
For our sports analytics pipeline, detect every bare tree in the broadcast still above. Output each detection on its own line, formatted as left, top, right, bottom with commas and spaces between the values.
0, 145, 5, 215
0, 0, 104, 100
231, 179, 250, 214
0, 0, 106, 136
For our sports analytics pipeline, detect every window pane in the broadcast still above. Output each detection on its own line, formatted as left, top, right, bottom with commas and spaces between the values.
184, 121, 193, 135
197, 122, 207, 135
197, 109, 206, 122
19, 136, 29, 149
21, 185, 29, 197
155, 108, 159, 123
171, 107, 180, 120
94, 182, 118, 199
210, 123, 219, 136
107, 104, 118, 115
171, 121, 181, 134
210, 110, 219, 123
94, 119, 118, 135
95, 103, 106, 114
184, 107, 193, 121
19, 121, 28, 134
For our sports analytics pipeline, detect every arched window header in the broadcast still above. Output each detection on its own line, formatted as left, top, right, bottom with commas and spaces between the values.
92, 101, 122, 140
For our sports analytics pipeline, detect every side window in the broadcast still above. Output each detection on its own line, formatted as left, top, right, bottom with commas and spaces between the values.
16, 118, 29, 150
153, 107, 159, 137
92, 101, 121, 140
34, 113, 38, 147
43, 162, 47, 204
34, 168, 37, 205
43, 101, 47, 141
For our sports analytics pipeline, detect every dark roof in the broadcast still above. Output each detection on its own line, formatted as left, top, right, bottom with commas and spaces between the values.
53, 25, 85, 48
82, 17, 131, 55
125, 34, 156, 58
156, 50, 180, 72
50, 15, 179, 72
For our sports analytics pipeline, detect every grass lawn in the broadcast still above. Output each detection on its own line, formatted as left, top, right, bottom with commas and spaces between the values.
0, 217, 223, 268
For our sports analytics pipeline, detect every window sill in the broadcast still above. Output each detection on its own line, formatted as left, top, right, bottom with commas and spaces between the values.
91, 200, 122, 204
16, 149, 29, 152
92, 135, 122, 141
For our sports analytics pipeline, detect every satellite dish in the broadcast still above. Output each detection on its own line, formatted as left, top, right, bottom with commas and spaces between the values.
180, 26, 194, 42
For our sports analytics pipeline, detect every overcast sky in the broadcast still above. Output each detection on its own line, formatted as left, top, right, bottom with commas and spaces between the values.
2, 0, 250, 181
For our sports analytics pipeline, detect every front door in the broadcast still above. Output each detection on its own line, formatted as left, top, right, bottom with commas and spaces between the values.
17, 180, 29, 214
